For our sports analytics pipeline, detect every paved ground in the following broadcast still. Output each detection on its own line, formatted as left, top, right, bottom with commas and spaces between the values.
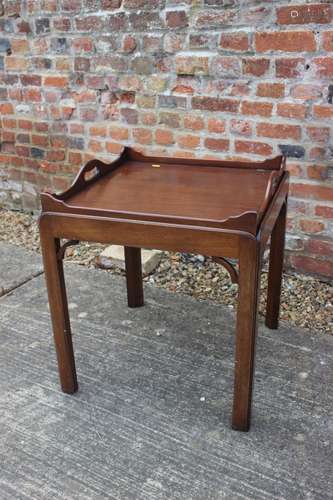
0, 243, 332, 500
0, 243, 43, 297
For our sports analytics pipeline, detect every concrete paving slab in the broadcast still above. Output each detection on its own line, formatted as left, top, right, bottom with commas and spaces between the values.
0, 242, 43, 296
97, 245, 162, 274
0, 260, 332, 499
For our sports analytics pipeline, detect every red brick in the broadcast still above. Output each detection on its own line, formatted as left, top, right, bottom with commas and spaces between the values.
183, 115, 204, 131
235, 140, 273, 156
241, 101, 273, 117
50, 135, 67, 148
2, 119, 17, 129
140, 111, 157, 126
299, 219, 325, 233
0, 103, 14, 114
44, 76, 69, 87
212, 56, 241, 78
3, 143, 17, 154
275, 57, 305, 78
105, 142, 124, 154
277, 4, 333, 25
101, 0, 122, 9
41, 0, 58, 12
89, 125, 108, 137
207, 118, 225, 134
166, 10, 188, 29
307, 165, 328, 180
32, 135, 49, 147
132, 128, 152, 145
142, 35, 162, 53
80, 108, 98, 121
286, 163, 302, 177
257, 123, 301, 140
309, 147, 326, 160
189, 34, 211, 50
88, 140, 103, 153
242, 58, 270, 76
230, 119, 252, 137
53, 176, 70, 192
192, 97, 239, 113
229, 83, 250, 97
312, 105, 333, 119
17, 20, 32, 34
56, 58, 71, 71
277, 103, 307, 119
122, 35, 137, 53
306, 126, 330, 143
73, 37, 93, 53
70, 123, 84, 134
20, 74, 42, 86
315, 205, 333, 218
9, 88, 22, 101
323, 31, 333, 51
46, 150, 66, 162
220, 32, 249, 52
172, 84, 194, 94
195, 10, 237, 28
53, 17, 71, 31
291, 84, 322, 100
5, 57, 28, 71
11, 39, 29, 54
243, 5, 270, 24
159, 112, 180, 128
75, 16, 105, 32
172, 150, 196, 159
2, 131, 16, 142
290, 255, 333, 278
155, 129, 174, 145
204, 138, 229, 152
177, 134, 200, 149
305, 238, 333, 257
69, 152, 82, 165
40, 161, 58, 173
5, 0, 21, 16
313, 57, 333, 77
18, 119, 33, 130
23, 88, 42, 102
255, 31, 316, 52
176, 56, 209, 76
61, 0, 81, 12
256, 83, 284, 98
74, 90, 96, 104
290, 183, 333, 202
110, 126, 129, 140
285, 162, 302, 176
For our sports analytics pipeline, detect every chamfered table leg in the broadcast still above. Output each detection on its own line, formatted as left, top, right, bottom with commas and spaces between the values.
232, 238, 260, 431
266, 199, 287, 330
40, 232, 78, 394
124, 246, 144, 308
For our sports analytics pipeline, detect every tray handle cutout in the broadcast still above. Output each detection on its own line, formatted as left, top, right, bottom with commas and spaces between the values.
83, 165, 100, 182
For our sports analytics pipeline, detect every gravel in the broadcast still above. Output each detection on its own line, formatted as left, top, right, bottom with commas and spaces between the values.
1, 208, 332, 335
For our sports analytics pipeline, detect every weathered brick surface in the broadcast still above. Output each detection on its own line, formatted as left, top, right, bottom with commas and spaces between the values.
0, 1, 332, 279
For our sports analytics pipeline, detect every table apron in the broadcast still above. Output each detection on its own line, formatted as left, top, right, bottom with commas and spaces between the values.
39, 213, 251, 259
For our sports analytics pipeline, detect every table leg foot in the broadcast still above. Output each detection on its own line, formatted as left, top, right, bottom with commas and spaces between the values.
232, 239, 260, 432
40, 230, 78, 394
266, 200, 287, 330
125, 246, 144, 308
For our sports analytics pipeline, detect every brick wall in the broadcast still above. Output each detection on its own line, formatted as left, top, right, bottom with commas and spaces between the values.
0, 0, 332, 279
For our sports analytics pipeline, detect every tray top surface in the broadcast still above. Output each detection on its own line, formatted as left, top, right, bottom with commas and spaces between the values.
66, 160, 273, 223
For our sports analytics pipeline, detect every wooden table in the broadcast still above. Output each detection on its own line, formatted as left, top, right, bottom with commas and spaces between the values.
39, 147, 289, 431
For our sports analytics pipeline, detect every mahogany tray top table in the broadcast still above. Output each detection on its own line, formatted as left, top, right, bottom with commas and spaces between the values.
39, 147, 289, 431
